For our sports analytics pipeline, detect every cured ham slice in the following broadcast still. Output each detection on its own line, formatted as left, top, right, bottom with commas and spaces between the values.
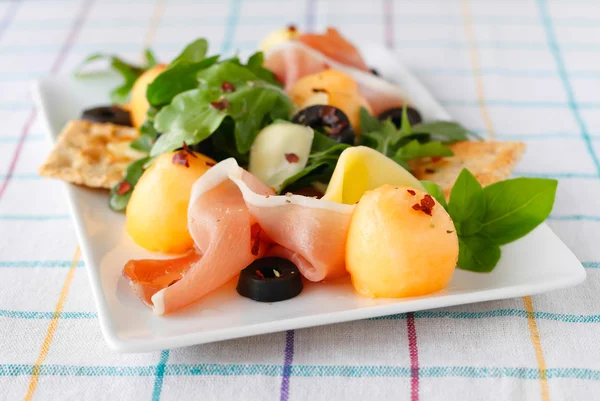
265, 41, 408, 115
297, 28, 370, 72
229, 167, 354, 282
125, 159, 354, 315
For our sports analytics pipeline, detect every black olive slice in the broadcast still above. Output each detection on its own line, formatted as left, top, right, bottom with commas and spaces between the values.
236, 257, 303, 302
378, 107, 423, 128
81, 106, 133, 126
292, 105, 355, 145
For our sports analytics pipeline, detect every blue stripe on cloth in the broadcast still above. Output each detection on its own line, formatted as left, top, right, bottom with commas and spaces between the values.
370, 309, 600, 322
0, 134, 45, 142
220, 0, 241, 55
442, 99, 600, 109
151, 350, 170, 401
548, 215, 600, 222
0, 260, 84, 268
0, 174, 48, 180
0, 214, 71, 220
414, 67, 600, 79
583, 262, 600, 268
1, 363, 600, 380
0, 310, 96, 319
537, 0, 600, 176
0, 0, 20, 39
514, 172, 599, 179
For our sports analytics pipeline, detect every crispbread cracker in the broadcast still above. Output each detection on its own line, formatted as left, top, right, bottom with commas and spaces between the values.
38, 120, 145, 189
409, 141, 526, 199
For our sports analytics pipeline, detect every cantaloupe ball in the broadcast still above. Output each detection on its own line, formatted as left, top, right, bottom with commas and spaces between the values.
346, 185, 458, 298
128, 64, 166, 129
126, 150, 215, 254
288, 69, 372, 132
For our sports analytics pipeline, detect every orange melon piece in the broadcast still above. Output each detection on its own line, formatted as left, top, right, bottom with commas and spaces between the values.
288, 69, 372, 132
128, 64, 167, 129
346, 185, 458, 298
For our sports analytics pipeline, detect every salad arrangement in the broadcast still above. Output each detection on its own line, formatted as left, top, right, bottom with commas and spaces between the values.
39, 27, 557, 315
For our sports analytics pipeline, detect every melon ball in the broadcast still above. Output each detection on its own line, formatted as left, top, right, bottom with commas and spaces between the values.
346, 185, 458, 298
128, 64, 166, 129
126, 150, 215, 254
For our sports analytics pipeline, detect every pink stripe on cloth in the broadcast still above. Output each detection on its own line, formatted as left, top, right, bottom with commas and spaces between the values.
407, 312, 420, 401
0, 0, 95, 203
384, 0, 394, 49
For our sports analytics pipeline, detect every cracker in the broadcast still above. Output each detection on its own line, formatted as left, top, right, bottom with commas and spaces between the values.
38, 120, 145, 189
409, 141, 526, 199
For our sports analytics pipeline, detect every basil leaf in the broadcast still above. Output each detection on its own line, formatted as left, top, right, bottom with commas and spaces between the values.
109, 157, 150, 212
359, 106, 382, 133
479, 178, 558, 244
457, 235, 501, 272
448, 169, 485, 236
147, 55, 219, 106
395, 140, 453, 162
412, 121, 482, 143
172, 38, 208, 64
420, 180, 447, 209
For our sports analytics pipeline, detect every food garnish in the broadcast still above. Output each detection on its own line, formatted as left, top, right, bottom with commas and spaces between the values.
81, 106, 132, 126
236, 257, 303, 302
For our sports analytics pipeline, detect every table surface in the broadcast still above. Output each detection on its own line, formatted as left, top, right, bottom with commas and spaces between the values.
1, 0, 599, 400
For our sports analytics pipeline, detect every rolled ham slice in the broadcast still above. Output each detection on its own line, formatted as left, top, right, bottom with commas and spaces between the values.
265, 41, 408, 115
126, 159, 354, 315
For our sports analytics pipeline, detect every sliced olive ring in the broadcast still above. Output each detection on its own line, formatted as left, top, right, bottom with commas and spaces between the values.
81, 106, 133, 127
292, 105, 355, 145
378, 106, 423, 129
236, 257, 303, 302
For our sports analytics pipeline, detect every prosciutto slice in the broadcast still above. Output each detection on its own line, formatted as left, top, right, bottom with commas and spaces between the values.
126, 159, 354, 315
265, 41, 408, 115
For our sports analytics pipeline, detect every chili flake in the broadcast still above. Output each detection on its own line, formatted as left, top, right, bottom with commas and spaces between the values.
116, 181, 131, 195
255, 270, 265, 279
285, 153, 300, 163
287, 24, 297, 33
431, 157, 442, 163
205, 161, 216, 167
210, 99, 230, 110
407, 189, 416, 196
411, 194, 436, 216
221, 81, 235, 92
172, 143, 196, 168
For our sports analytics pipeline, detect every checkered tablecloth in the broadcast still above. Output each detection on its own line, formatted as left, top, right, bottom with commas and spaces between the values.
1, 0, 599, 400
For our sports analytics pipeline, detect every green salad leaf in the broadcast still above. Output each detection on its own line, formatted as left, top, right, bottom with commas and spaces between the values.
412, 121, 483, 142
75, 50, 157, 104
108, 157, 152, 212
439, 169, 558, 272
151, 62, 293, 156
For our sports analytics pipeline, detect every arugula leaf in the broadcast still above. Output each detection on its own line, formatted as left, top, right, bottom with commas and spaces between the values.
75, 53, 154, 105
447, 169, 486, 236
279, 132, 349, 192
420, 180, 448, 209
359, 106, 382, 133
457, 235, 501, 273
394, 140, 453, 162
479, 178, 558, 244
412, 121, 482, 142
172, 38, 209, 64
108, 157, 151, 212
196, 60, 261, 88
246, 52, 281, 87
146, 55, 219, 106
144, 49, 158, 68
151, 80, 293, 156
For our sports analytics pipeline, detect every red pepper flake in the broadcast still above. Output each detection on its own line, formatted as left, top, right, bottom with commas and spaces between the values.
205, 161, 216, 167
285, 153, 300, 163
210, 99, 230, 110
255, 270, 265, 279
407, 189, 416, 196
431, 157, 442, 163
250, 224, 261, 256
116, 180, 131, 195
221, 81, 235, 92
287, 24, 297, 33
411, 194, 436, 216
172, 143, 196, 168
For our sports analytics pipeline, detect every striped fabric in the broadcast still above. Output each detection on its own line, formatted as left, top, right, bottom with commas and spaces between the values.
0, 0, 599, 400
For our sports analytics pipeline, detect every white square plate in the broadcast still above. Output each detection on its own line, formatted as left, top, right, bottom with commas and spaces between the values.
32, 43, 586, 353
